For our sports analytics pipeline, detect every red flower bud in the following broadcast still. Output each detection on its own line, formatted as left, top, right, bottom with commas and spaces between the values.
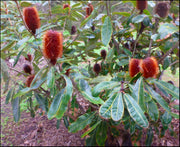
154, 2, 169, 18
23, 7, 40, 35
93, 63, 101, 75
100, 49, 107, 60
25, 74, 35, 87
23, 64, 32, 74
136, 0, 147, 13
86, 3, 94, 16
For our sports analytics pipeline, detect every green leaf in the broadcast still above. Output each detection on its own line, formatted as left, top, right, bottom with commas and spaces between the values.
1, 59, 10, 93
56, 119, 61, 129
47, 89, 64, 119
34, 92, 48, 112
146, 85, 170, 112
161, 111, 172, 125
151, 79, 179, 100
81, 120, 101, 138
85, 130, 97, 146
13, 49, 24, 67
170, 112, 179, 119
112, 12, 131, 17
92, 81, 120, 97
106, 49, 114, 63
146, 100, 159, 122
68, 112, 96, 133
78, 79, 104, 105
5, 88, 15, 104
158, 23, 179, 39
132, 77, 145, 111
89, 74, 112, 84
1, 41, 16, 52
96, 121, 108, 146
145, 127, 153, 146
11, 97, 20, 122
132, 14, 148, 23
47, 66, 55, 88
111, 92, 124, 121
101, 16, 112, 46
117, 59, 129, 66
48, 75, 73, 120
99, 93, 118, 119
56, 75, 73, 119
20, 1, 32, 7
124, 94, 149, 128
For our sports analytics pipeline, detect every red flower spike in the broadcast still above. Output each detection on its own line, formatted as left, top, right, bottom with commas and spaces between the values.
129, 58, 141, 77
43, 30, 63, 65
23, 7, 40, 35
140, 57, 159, 78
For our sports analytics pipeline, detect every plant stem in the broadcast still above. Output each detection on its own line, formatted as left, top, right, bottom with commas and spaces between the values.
9, 67, 28, 76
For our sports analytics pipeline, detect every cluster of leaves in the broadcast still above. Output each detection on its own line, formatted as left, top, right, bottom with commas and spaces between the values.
1, 1, 179, 146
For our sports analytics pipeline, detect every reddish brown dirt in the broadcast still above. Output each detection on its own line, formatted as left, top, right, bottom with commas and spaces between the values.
1, 56, 179, 146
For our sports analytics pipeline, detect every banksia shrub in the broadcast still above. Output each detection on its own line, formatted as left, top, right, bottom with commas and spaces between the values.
154, 2, 169, 18
63, 3, 70, 14
43, 30, 63, 65
23, 64, 32, 74
25, 54, 32, 62
129, 58, 141, 77
85, 3, 94, 18
25, 75, 35, 87
100, 49, 107, 60
23, 7, 40, 35
140, 57, 159, 78
93, 63, 101, 75
136, 0, 147, 13
71, 25, 77, 35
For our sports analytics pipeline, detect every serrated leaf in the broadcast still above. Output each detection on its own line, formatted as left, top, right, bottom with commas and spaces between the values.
1, 58, 10, 93
132, 77, 145, 111
146, 100, 159, 122
132, 14, 148, 23
99, 93, 118, 119
106, 49, 114, 63
112, 12, 131, 17
47, 66, 55, 88
81, 120, 101, 138
146, 85, 170, 112
92, 81, 120, 97
5, 88, 15, 104
34, 92, 48, 112
158, 23, 179, 39
1, 41, 16, 52
111, 92, 124, 121
56, 75, 73, 119
101, 16, 112, 46
96, 121, 108, 146
78, 79, 104, 104
151, 79, 179, 100
68, 112, 96, 133
124, 94, 149, 128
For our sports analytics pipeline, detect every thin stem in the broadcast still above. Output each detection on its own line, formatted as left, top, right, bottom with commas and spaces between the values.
48, 0, 52, 19
65, 34, 80, 49
106, 1, 109, 16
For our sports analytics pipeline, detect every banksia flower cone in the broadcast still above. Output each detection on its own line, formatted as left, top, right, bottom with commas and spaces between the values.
93, 63, 101, 75
85, 3, 94, 18
25, 75, 35, 87
63, 4, 70, 14
43, 30, 63, 65
23, 7, 40, 35
140, 57, 159, 78
154, 2, 169, 18
136, 0, 147, 13
23, 64, 32, 74
129, 58, 141, 77
100, 49, 107, 60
